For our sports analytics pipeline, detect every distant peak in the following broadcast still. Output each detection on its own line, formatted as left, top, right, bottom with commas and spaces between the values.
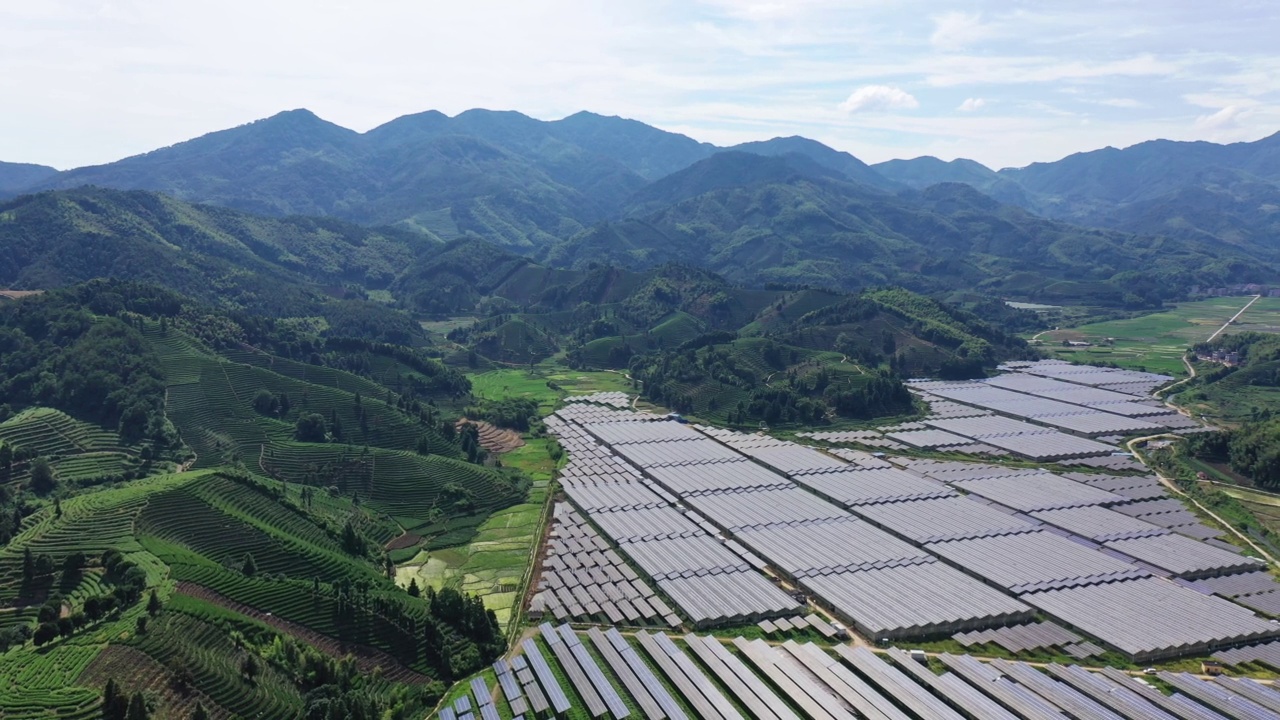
267, 108, 321, 122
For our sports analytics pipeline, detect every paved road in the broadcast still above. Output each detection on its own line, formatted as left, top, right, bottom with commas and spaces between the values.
1207, 294, 1261, 343
1127, 433, 1279, 567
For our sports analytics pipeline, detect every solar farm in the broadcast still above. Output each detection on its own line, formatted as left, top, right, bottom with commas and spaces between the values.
462, 360, 1280, 719
445, 621, 1280, 720
801, 359, 1206, 466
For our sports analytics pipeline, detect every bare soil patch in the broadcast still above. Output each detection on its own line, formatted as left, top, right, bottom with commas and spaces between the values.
457, 419, 525, 454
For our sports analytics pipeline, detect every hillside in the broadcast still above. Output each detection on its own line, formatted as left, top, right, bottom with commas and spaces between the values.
0, 187, 435, 339
0, 281, 545, 718
544, 153, 1269, 303
9, 109, 1278, 299
0, 161, 57, 194
874, 132, 1280, 248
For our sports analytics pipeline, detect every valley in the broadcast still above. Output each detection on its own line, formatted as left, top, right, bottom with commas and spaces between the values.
2, 106, 1280, 720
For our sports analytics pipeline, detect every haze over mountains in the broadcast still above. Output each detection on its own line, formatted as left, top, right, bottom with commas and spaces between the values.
3, 108, 1280, 305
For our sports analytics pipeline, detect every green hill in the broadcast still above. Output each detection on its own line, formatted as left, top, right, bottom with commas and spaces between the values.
543, 153, 1270, 303
0, 467, 504, 719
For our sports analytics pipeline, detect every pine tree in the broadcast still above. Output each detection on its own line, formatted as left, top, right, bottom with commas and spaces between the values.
102, 678, 122, 720
125, 691, 148, 720
407, 579, 421, 598
191, 702, 209, 720
241, 553, 257, 576
146, 589, 162, 617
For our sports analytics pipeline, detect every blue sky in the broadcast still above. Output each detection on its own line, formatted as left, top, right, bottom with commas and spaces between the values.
3, 0, 1278, 170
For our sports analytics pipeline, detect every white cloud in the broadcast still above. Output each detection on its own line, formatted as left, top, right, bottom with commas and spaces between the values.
925, 54, 1176, 87
930, 12, 993, 51
957, 98, 986, 112
1095, 98, 1143, 108
839, 85, 919, 113
1194, 105, 1248, 132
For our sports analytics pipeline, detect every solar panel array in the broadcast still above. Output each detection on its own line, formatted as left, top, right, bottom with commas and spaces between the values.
563, 391, 632, 408
494, 620, 1280, 720
658, 572, 803, 626
1030, 505, 1171, 542
953, 621, 1083, 655
1103, 533, 1265, 579
800, 563, 1035, 640
733, 518, 933, 577
926, 530, 1152, 593
794, 467, 955, 507
950, 472, 1128, 511
1002, 359, 1174, 394
545, 402, 1276, 659
534, 503, 675, 626
644, 462, 792, 495
854, 495, 1039, 543
1024, 578, 1280, 661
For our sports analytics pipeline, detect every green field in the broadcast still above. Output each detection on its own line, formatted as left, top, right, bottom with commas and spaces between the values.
396, 435, 556, 633
1036, 296, 1280, 375
469, 368, 635, 416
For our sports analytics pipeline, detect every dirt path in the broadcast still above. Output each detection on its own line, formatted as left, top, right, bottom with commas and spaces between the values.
1031, 326, 1059, 342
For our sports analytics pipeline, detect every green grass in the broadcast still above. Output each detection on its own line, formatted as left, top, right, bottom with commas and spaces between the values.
1035, 296, 1280, 375
468, 368, 634, 417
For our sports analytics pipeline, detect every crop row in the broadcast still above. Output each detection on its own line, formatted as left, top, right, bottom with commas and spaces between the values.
0, 408, 124, 457
261, 442, 520, 520
79, 644, 232, 720
137, 487, 336, 581
221, 349, 392, 404
164, 567, 441, 674
130, 610, 303, 720
0, 637, 103, 720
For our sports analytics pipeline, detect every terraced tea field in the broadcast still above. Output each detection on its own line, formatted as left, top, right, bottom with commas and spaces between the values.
259, 441, 523, 534
0, 409, 146, 486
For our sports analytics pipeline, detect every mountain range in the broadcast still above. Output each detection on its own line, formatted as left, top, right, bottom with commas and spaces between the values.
3, 108, 1280, 303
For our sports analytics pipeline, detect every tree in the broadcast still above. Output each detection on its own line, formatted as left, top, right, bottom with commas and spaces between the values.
103, 678, 128, 720
241, 654, 260, 682
146, 589, 162, 617
407, 579, 421, 598
29, 457, 57, 494
295, 413, 327, 442
135, 616, 148, 634
241, 553, 257, 577
0, 442, 11, 472
33, 621, 58, 646
125, 691, 149, 720
192, 702, 210, 720
253, 389, 278, 416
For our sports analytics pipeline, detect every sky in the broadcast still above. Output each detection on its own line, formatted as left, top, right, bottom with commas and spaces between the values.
2, 1, 1278, 170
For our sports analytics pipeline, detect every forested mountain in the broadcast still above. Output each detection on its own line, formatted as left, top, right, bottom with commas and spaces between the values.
7, 108, 1280, 302
874, 132, 1280, 247
0, 161, 57, 193
10, 109, 711, 246
543, 153, 1268, 304
0, 187, 435, 342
